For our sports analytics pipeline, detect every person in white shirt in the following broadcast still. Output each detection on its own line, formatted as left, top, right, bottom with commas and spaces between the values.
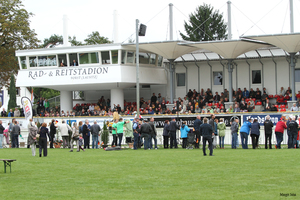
290, 103, 299, 111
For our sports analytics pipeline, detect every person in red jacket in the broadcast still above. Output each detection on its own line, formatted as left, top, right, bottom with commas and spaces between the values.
274, 118, 287, 149
277, 95, 285, 105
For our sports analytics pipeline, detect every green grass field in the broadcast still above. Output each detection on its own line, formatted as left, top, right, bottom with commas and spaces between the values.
0, 147, 299, 200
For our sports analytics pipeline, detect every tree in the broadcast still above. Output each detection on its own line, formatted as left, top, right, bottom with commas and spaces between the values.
8, 74, 17, 109
0, 0, 39, 86
33, 88, 60, 102
84, 31, 112, 45
180, 3, 227, 41
68, 36, 84, 46
41, 34, 63, 48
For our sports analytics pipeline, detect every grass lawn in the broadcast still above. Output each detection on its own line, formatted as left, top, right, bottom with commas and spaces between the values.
0, 146, 299, 200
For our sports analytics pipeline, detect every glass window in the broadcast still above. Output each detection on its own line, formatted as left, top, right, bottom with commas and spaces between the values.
137, 52, 150, 64
69, 53, 78, 66
20, 57, 27, 69
176, 73, 185, 87
38, 55, 57, 67
150, 54, 156, 65
58, 54, 67, 67
127, 51, 134, 63
213, 72, 223, 85
29, 56, 37, 67
252, 70, 261, 84
111, 50, 118, 64
296, 69, 300, 82
158, 55, 163, 66
121, 50, 126, 64
79, 52, 99, 64
101, 51, 110, 64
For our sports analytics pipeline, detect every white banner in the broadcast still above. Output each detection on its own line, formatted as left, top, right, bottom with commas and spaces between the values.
21, 96, 33, 121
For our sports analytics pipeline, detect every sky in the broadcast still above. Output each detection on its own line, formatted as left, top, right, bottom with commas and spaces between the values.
21, 0, 300, 44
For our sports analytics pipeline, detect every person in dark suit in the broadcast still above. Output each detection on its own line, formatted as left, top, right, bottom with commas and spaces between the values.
264, 115, 273, 149
49, 119, 57, 148
167, 118, 180, 148
82, 120, 91, 149
193, 115, 202, 148
71, 60, 78, 66
39, 123, 51, 157
200, 118, 214, 156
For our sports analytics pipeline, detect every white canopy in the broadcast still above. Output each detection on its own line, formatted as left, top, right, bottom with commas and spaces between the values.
242, 33, 300, 53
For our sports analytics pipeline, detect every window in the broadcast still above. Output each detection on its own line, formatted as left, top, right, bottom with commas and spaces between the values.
150, 54, 156, 65
252, 70, 261, 84
121, 50, 126, 64
136, 52, 150, 64
101, 51, 110, 64
158, 55, 163, 66
29, 56, 37, 67
176, 73, 185, 87
38, 55, 57, 67
295, 69, 300, 82
58, 54, 67, 66
20, 57, 27, 69
127, 51, 134, 63
111, 50, 118, 64
69, 53, 78, 66
79, 52, 99, 64
213, 71, 223, 85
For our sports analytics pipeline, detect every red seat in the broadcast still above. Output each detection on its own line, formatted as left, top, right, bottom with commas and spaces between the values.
274, 95, 279, 98
73, 106, 76, 110
268, 95, 273, 99
280, 108, 286, 112
252, 98, 256, 101
208, 103, 212, 106
245, 98, 250, 103
275, 105, 279, 108
167, 101, 170, 104
215, 103, 219, 107
81, 103, 84, 106
280, 104, 285, 108
255, 101, 262, 105
285, 105, 288, 108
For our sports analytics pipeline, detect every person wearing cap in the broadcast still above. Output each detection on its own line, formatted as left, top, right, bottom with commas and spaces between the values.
274, 118, 287, 149
167, 117, 180, 149
139, 119, 153, 150
287, 116, 299, 149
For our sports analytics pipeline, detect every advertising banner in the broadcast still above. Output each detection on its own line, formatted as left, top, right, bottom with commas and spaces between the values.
243, 114, 282, 125
21, 97, 33, 121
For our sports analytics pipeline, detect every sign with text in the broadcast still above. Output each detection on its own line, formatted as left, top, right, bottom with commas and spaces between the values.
243, 114, 282, 125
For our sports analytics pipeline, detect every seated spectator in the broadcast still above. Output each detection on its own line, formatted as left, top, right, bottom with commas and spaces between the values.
195, 105, 201, 113
240, 101, 248, 112
237, 88, 242, 95
89, 104, 95, 111
224, 89, 229, 99
220, 105, 226, 113
247, 99, 255, 112
261, 92, 268, 106
290, 103, 298, 111
40, 110, 45, 117
148, 107, 155, 115
224, 97, 229, 103
242, 88, 249, 98
263, 87, 268, 95
279, 87, 285, 96
263, 99, 271, 111
213, 92, 220, 103
255, 91, 261, 103
44, 111, 49, 117
270, 104, 278, 111
249, 88, 255, 98
227, 105, 233, 113
236, 94, 242, 103
233, 104, 240, 112
285, 86, 292, 95
202, 106, 207, 113
296, 91, 300, 100
187, 89, 193, 99
1, 108, 7, 117
14, 107, 20, 117
277, 95, 285, 105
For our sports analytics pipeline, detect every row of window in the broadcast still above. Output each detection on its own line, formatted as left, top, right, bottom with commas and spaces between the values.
176, 70, 263, 87
19, 50, 163, 69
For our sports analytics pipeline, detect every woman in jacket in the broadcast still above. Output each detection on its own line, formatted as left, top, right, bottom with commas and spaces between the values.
50, 119, 57, 148
163, 120, 170, 149
250, 119, 260, 149
70, 122, 80, 152
239, 118, 252, 149
58, 120, 72, 148
217, 118, 226, 149
39, 123, 50, 157
274, 117, 287, 149
180, 121, 190, 149
28, 121, 38, 156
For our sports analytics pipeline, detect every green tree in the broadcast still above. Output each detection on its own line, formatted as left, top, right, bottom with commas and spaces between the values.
180, 3, 227, 41
84, 31, 112, 45
0, 0, 39, 86
8, 74, 17, 109
33, 88, 60, 102
68, 36, 83, 46
41, 34, 63, 48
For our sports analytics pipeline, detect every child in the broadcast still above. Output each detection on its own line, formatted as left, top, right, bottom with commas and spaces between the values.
78, 134, 85, 151
3, 123, 10, 146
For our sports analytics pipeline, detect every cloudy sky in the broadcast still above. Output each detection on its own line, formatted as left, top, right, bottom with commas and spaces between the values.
22, 0, 300, 44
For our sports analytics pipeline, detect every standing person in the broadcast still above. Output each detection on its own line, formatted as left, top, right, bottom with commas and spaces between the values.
90, 121, 101, 149
132, 118, 140, 150
275, 118, 287, 149
58, 120, 72, 149
230, 118, 239, 149
49, 119, 57, 148
0, 120, 4, 149
111, 119, 118, 147
193, 116, 202, 148
116, 118, 129, 147
213, 118, 218, 149
250, 119, 260, 149
78, 134, 85, 151
239, 118, 252, 149
11, 120, 20, 148
163, 120, 170, 149
82, 120, 91, 149
168, 118, 180, 149
180, 121, 190, 149
9, 118, 15, 147
286, 117, 292, 148
70, 122, 80, 152
28, 121, 38, 156
199, 118, 214, 156
124, 119, 133, 145
139, 119, 152, 150
39, 123, 50, 157
149, 117, 158, 149
264, 115, 273, 149
288, 116, 299, 149
209, 114, 216, 149
217, 118, 226, 149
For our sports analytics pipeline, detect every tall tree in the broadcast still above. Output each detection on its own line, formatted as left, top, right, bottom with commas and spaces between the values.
68, 36, 83, 46
8, 74, 17, 109
84, 31, 112, 45
180, 3, 227, 41
41, 34, 63, 48
0, 0, 39, 86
